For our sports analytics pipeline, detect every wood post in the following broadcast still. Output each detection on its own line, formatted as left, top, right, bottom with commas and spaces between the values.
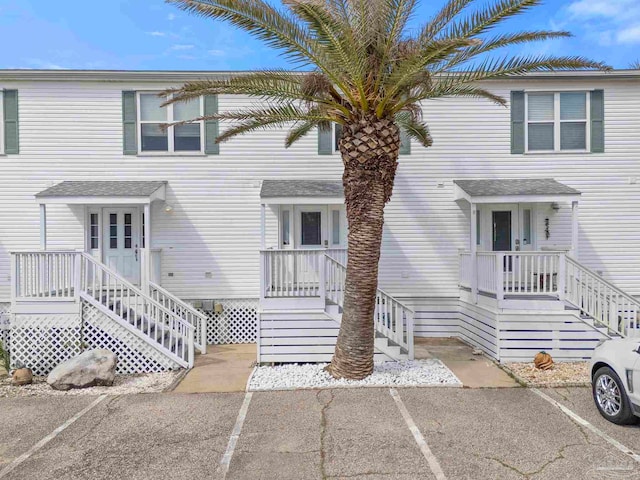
558, 254, 566, 302
571, 201, 579, 259
470, 203, 478, 303
39, 204, 47, 251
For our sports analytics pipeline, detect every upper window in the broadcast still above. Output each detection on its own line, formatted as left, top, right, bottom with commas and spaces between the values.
526, 92, 588, 152
138, 93, 203, 153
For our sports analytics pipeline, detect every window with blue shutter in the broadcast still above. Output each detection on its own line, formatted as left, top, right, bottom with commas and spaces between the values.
513, 90, 602, 154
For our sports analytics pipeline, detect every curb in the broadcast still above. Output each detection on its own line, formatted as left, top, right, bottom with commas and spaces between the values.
164, 368, 190, 393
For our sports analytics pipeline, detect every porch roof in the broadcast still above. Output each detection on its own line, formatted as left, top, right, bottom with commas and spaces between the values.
453, 178, 581, 204
260, 180, 344, 205
35, 181, 167, 204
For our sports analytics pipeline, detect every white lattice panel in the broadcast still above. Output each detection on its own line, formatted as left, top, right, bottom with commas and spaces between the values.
82, 301, 181, 374
196, 298, 258, 345
10, 314, 82, 375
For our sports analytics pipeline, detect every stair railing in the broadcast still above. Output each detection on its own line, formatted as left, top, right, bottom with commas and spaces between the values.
149, 281, 207, 354
565, 256, 639, 338
324, 254, 414, 359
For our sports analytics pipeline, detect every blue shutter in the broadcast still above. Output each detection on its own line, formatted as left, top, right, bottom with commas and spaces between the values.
3, 90, 19, 154
204, 95, 219, 155
122, 91, 137, 155
511, 91, 525, 154
318, 124, 332, 155
590, 90, 604, 153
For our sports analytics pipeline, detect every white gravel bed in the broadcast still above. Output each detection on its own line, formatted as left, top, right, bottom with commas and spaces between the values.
0, 371, 181, 398
248, 359, 462, 391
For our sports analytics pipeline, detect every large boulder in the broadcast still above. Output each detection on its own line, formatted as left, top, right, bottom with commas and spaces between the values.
47, 349, 117, 391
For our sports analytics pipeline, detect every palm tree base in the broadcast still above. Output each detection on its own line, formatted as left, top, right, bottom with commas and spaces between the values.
326, 347, 374, 380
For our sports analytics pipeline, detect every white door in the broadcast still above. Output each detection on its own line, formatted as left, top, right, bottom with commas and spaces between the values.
103, 208, 141, 284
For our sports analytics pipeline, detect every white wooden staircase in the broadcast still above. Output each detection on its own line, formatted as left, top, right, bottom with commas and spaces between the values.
259, 249, 414, 363
11, 251, 203, 370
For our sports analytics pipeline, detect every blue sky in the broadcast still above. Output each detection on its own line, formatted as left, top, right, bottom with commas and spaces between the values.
0, 0, 638, 71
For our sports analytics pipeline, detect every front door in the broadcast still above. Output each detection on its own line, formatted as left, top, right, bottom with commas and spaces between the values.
102, 208, 140, 284
295, 206, 327, 249
492, 211, 512, 251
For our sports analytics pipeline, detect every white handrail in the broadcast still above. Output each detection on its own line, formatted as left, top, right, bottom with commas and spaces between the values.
565, 256, 639, 337
324, 254, 414, 359
149, 281, 207, 354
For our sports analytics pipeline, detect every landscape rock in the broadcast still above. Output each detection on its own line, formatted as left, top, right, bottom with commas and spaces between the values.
47, 349, 117, 391
12, 368, 33, 386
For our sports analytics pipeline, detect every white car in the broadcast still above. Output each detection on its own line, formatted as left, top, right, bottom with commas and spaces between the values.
590, 338, 640, 425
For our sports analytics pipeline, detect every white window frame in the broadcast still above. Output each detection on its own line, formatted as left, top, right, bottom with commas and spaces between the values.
137, 92, 205, 155
524, 91, 590, 154
0, 90, 4, 154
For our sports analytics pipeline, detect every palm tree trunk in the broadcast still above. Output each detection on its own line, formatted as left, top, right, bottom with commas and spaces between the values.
327, 115, 400, 380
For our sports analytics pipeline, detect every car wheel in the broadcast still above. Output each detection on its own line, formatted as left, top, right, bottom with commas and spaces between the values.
592, 366, 638, 425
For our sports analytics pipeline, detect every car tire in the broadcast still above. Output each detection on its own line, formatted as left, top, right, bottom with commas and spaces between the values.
592, 366, 638, 425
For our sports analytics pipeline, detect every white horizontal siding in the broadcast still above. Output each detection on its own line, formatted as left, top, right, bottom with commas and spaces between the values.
0, 77, 639, 303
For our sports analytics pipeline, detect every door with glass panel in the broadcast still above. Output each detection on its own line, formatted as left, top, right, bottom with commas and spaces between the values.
294, 206, 327, 294
102, 208, 141, 285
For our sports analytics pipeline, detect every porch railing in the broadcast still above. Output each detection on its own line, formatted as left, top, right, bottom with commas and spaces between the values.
261, 249, 347, 298
12, 251, 78, 300
460, 251, 565, 299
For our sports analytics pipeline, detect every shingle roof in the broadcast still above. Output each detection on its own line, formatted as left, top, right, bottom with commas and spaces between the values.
454, 178, 580, 197
36, 181, 167, 198
260, 180, 344, 198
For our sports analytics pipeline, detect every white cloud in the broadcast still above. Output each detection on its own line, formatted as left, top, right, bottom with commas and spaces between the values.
567, 0, 639, 19
565, 0, 640, 46
147, 31, 166, 37
617, 24, 640, 44
170, 44, 194, 51
208, 49, 226, 56
167, 13, 176, 21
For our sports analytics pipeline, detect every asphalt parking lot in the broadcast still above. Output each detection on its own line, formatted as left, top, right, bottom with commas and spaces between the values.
1, 387, 639, 479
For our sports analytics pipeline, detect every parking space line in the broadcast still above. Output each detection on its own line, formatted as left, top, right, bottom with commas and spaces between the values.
531, 388, 640, 463
390, 388, 447, 480
221, 391, 253, 478
0, 394, 108, 479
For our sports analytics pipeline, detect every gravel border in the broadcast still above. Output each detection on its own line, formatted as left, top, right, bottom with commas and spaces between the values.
248, 360, 463, 391
0, 371, 182, 397
500, 362, 591, 388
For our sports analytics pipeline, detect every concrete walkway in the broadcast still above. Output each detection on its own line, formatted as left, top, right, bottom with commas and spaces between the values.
173, 344, 256, 393
415, 337, 518, 388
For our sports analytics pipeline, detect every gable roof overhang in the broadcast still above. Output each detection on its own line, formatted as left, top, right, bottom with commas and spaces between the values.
35, 181, 167, 205
453, 178, 581, 204
260, 180, 344, 205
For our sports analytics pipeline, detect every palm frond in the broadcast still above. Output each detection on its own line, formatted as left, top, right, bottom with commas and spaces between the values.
285, 119, 318, 147
437, 0, 541, 41
443, 30, 572, 70
395, 111, 433, 147
420, 0, 476, 42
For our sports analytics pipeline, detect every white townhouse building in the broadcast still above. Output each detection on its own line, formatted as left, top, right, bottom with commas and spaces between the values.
0, 69, 639, 374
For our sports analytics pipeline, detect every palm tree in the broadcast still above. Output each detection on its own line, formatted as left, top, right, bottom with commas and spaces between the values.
164, 0, 608, 380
